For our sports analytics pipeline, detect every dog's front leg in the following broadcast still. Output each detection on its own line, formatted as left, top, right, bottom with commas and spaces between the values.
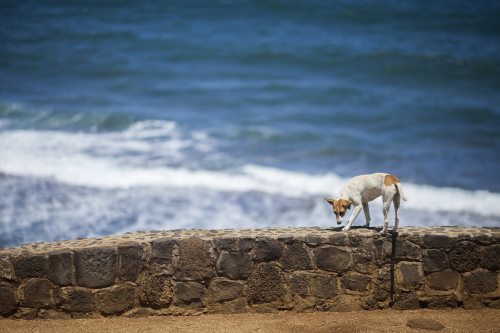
342, 205, 363, 232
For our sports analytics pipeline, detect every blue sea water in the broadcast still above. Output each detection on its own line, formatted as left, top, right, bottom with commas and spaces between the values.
1, 1, 500, 247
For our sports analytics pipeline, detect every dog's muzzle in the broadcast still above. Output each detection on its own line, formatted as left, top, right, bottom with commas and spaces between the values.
336, 219, 343, 225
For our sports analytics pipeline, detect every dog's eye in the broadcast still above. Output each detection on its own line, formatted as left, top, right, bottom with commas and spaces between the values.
340, 211, 346, 217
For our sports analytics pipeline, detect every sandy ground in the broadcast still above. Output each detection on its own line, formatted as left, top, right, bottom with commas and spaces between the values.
1, 309, 499, 333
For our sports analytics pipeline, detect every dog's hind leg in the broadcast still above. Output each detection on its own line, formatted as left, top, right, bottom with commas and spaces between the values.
362, 202, 371, 228
380, 195, 393, 235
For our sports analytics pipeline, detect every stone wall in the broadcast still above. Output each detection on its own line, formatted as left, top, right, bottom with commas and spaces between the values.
0, 227, 498, 319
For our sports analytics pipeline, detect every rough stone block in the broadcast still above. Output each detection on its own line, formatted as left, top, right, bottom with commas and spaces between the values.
214, 237, 238, 251
313, 274, 338, 299
328, 233, 348, 246
374, 238, 392, 265
423, 249, 448, 273
314, 246, 352, 273
74, 247, 117, 288
0, 285, 18, 315
427, 270, 460, 291
470, 233, 495, 245
96, 285, 136, 315
463, 295, 486, 309
208, 297, 247, 313
48, 249, 73, 286
21, 278, 57, 309
13, 253, 48, 280
289, 272, 311, 297
464, 271, 498, 294
208, 278, 243, 303
480, 244, 500, 271
373, 279, 390, 302
353, 252, 375, 274
0, 254, 16, 281
174, 238, 215, 281
123, 307, 159, 318
292, 295, 316, 312
38, 309, 72, 319
305, 235, 323, 246
392, 292, 420, 310
174, 281, 206, 307
70, 311, 101, 319
118, 243, 144, 281
422, 234, 457, 249
395, 240, 422, 260
217, 252, 252, 279
332, 294, 364, 312
277, 235, 294, 244
238, 237, 255, 252
61, 287, 95, 313
488, 299, 500, 308
396, 262, 422, 290
360, 295, 378, 310
14, 307, 38, 320
280, 242, 313, 271
150, 238, 176, 265
247, 263, 287, 304
449, 241, 482, 273
353, 237, 376, 253
348, 234, 368, 248
138, 273, 172, 309
423, 295, 459, 309
255, 238, 283, 262
341, 273, 371, 292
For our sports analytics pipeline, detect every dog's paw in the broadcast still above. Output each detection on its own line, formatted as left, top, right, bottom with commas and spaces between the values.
342, 226, 350, 232
379, 229, 387, 236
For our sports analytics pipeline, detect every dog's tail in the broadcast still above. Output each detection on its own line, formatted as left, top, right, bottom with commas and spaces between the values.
395, 182, 408, 201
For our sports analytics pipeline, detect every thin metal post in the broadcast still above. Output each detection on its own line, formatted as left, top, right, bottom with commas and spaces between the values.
389, 230, 398, 305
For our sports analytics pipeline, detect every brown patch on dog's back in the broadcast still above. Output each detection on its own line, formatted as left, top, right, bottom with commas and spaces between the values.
384, 174, 400, 186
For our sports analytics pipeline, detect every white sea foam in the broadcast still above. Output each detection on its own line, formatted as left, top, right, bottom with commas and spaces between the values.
1, 124, 500, 219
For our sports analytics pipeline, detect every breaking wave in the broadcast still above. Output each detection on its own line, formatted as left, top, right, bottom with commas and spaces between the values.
1, 123, 499, 218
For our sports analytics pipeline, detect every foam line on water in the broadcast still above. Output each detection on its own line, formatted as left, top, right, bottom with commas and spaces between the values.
1, 126, 499, 218
0, 127, 339, 194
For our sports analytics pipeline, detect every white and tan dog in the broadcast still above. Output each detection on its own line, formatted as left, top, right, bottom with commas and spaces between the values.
325, 173, 407, 234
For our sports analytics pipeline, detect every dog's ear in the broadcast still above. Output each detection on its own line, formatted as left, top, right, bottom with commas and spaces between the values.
324, 198, 336, 206
343, 199, 352, 209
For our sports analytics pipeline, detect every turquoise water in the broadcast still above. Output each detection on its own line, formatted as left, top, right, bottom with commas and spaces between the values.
1, 1, 499, 247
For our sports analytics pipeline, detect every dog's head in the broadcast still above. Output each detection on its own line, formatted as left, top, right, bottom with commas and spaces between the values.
325, 198, 352, 224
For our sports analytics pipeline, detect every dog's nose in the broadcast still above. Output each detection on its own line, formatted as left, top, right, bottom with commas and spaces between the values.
337, 221, 342, 225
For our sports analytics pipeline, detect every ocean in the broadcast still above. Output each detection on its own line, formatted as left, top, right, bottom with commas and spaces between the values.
1, 1, 499, 247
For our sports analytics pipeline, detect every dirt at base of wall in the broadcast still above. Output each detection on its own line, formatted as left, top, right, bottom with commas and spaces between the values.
1, 309, 500, 333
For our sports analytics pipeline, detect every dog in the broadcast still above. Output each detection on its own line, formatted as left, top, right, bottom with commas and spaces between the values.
325, 173, 407, 234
